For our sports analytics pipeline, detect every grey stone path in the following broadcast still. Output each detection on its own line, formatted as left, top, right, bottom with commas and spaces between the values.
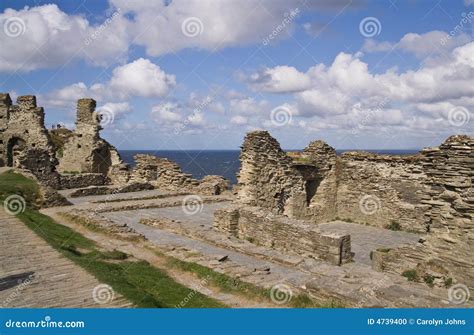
119, 203, 421, 266
103, 208, 312, 288
318, 221, 421, 265
0, 208, 131, 307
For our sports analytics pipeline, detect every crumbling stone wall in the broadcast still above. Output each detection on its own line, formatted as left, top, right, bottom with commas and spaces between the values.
372, 135, 473, 288
234, 131, 427, 231
290, 140, 338, 222
235, 131, 306, 216
335, 152, 427, 232
131, 154, 229, 195
214, 206, 352, 265
58, 99, 122, 175
0, 94, 59, 187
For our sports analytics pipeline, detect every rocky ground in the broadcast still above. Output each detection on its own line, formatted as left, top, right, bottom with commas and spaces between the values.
39, 188, 472, 308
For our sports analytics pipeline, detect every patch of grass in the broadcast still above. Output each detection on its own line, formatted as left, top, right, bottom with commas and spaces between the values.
423, 274, 435, 288
16, 208, 225, 308
162, 251, 342, 308
402, 269, 418, 282
0, 170, 39, 206
444, 277, 453, 288
386, 220, 401, 231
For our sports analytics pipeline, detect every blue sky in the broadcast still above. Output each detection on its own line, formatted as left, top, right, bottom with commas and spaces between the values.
0, 0, 473, 150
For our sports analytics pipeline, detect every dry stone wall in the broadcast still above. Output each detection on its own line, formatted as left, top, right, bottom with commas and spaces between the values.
214, 206, 352, 265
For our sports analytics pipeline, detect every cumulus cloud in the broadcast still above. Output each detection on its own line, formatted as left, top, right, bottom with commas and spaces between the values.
109, 58, 176, 98
245, 66, 312, 93
0, 4, 128, 72
361, 31, 471, 58
109, 0, 360, 57
0, 1, 363, 72
249, 41, 473, 135
41, 58, 176, 108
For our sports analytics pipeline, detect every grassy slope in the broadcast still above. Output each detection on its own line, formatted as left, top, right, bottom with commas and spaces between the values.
0, 171, 225, 308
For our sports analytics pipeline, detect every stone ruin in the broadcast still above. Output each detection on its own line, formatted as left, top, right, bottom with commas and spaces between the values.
130, 154, 229, 195
0, 94, 60, 188
215, 131, 473, 286
58, 98, 122, 176
0, 92, 230, 200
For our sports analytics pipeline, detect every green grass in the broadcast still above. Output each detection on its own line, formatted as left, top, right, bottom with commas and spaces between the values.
402, 269, 418, 282
17, 209, 225, 308
0, 170, 40, 206
0, 171, 225, 308
386, 220, 401, 231
162, 251, 344, 308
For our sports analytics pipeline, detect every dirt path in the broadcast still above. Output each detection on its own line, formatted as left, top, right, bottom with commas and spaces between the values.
0, 208, 131, 308
42, 208, 275, 308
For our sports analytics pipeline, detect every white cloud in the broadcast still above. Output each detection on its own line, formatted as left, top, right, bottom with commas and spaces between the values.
248, 41, 473, 135
42, 58, 176, 107
97, 102, 131, 121
109, 58, 176, 98
0, 4, 128, 72
150, 102, 183, 123
246, 66, 312, 93
0, 1, 363, 72
361, 31, 471, 58
230, 115, 248, 125
229, 97, 269, 115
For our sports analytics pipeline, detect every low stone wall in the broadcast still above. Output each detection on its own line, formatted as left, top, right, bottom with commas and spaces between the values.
59, 173, 108, 189
214, 206, 352, 265
68, 182, 154, 198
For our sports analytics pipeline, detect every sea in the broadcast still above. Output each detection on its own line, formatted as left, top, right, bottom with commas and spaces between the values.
119, 149, 420, 185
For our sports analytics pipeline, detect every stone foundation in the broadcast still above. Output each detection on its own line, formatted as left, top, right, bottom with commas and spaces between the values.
214, 206, 352, 265
59, 173, 108, 189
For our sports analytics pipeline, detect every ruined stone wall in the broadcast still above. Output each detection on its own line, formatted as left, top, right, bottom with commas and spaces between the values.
291, 141, 338, 223
214, 206, 352, 265
235, 131, 306, 217
131, 154, 229, 195
372, 135, 473, 288
58, 99, 122, 176
335, 152, 427, 232
0, 94, 59, 187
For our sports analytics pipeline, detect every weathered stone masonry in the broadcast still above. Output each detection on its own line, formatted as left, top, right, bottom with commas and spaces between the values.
58, 98, 122, 175
215, 130, 472, 277
0, 94, 59, 187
